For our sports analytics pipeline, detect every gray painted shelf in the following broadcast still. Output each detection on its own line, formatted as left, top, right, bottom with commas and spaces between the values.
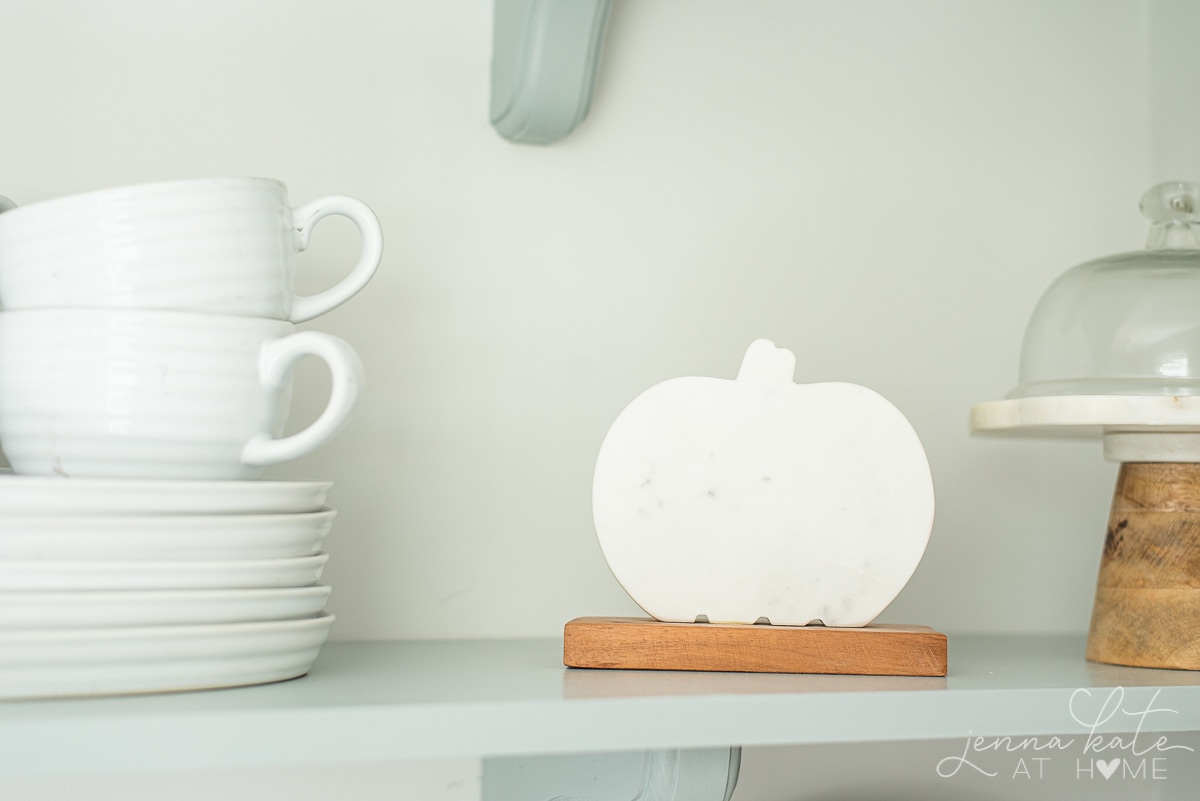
2, 634, 1199, 778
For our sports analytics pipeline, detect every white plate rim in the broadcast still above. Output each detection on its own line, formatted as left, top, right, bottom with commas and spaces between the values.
0, 552, 330, 573
0, 585, 332, 629
0, 613, 335, 699
0, 608, 336, 643
0, 552, 329, 590
0, 474, 333, 515
0, 507, 337, 528
0, 585, 333, 604
0, 509, 336, 561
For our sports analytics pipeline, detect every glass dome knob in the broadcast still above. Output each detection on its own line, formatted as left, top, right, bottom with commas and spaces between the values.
1140, 181, 1200, 250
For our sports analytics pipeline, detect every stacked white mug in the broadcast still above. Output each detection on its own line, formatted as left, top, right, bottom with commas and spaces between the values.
0, 177, 381, 698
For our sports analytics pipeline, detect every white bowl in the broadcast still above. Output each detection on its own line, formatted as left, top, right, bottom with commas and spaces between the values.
0, 585, 332, 629
0, 508, 335, 561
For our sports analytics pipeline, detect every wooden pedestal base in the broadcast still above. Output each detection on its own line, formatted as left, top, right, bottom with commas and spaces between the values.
1087, 463, 1200, 670
563, 617, 947, 676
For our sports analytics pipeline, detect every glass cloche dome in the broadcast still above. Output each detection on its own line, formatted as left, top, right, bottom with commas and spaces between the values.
1010, 181, 1200, 398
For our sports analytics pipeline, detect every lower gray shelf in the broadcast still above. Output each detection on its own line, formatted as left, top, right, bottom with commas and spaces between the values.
1, 634, 1199, 778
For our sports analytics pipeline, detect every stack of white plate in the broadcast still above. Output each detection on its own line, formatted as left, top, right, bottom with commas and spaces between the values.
0, 475, 337, 699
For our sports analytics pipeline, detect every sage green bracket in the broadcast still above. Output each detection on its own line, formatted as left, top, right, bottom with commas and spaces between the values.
490, 0, 613, 145
482, 747, 741, 801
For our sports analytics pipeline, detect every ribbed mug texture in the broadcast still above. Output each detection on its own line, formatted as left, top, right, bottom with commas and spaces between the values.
0, 309, 361, 479
0, 177, 382, 323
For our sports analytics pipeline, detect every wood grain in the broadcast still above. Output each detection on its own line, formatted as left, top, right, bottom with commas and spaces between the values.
1088, 463, 1200, 669
1095, 510, 1200, 588
1087, 587, 1200, 670
1109, 462, 1200, 511
563, 617, 947, 676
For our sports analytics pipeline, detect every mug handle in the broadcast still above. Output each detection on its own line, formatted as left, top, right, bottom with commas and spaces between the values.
288, 195, 384, 323
0, 196, 17, 212
241, 331, 364, 467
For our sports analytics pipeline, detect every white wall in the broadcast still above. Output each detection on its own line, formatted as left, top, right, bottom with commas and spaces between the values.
0, 0, 1153, 646
1150, 0, 1200, 181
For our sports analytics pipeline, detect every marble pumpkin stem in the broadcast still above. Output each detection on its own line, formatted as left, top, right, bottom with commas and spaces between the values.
1087, 463, 1200, 669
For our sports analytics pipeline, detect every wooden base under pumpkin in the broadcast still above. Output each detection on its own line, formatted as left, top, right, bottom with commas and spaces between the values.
1087, 463, 1200, 670
563, 616, 947, 676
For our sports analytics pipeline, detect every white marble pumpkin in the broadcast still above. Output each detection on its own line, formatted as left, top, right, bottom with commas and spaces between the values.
592, 339, 935, 627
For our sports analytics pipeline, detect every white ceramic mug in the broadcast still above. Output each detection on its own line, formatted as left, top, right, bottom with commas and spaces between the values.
0, 178, 383, 322
0, 309, 363, 479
